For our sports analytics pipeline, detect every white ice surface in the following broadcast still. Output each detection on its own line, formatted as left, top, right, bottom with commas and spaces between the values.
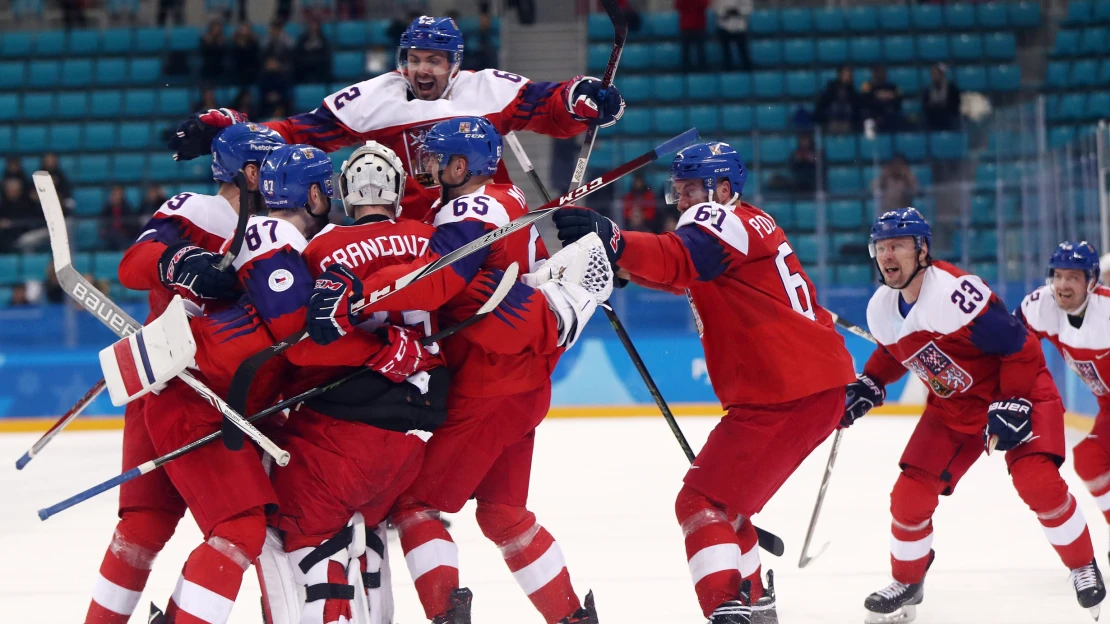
0, 415, 1103, 624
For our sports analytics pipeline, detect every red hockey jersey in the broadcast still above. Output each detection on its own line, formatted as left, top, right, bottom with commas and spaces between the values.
864, 261, 1061, 434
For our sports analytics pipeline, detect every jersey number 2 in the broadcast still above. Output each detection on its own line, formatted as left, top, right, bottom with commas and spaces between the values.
775, 242, 815, 320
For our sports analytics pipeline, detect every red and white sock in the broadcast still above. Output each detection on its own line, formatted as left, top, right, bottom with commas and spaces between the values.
1038, 495, 1094, 569
676, 487, 759, 618
394, 506, 459, 620
1073, 437, 1110, 523
86, 510, 179, 623
889, 517, 933, 584
164, 537, 253, 623
1012, 454, 1095, 570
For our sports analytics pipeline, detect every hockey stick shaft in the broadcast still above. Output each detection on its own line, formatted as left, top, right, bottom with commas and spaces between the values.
828, 311, 877, 344
15, 378, 106, 470
569, 0, 626, 189
32, 171, 290, 466
38, 265, 519, 521
215, 172, 252, 271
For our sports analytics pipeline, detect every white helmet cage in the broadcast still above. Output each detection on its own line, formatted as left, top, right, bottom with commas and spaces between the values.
339, 141, 407, 218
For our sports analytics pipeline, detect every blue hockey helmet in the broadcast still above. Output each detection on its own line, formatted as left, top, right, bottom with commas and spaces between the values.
665, 142, 747, 205
211, 123, 285, 183
422, 116, 502, 180
868, 207, 932, 257
259, 144, 335, 212
397, 16, 464, 85
1048, 240, 1100, 283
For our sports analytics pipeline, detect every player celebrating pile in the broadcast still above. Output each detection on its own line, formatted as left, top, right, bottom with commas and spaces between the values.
551, 142, 856, 624
169, 15, 624, 218
842, 209, 1104, 623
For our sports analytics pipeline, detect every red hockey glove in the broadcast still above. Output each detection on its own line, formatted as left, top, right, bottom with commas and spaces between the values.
169, 108, 249, 161
306, 264, 363, 346
564, 76, 625, 127
366, 325, 441, 383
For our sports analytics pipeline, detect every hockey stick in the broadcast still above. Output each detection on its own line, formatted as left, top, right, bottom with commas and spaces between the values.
569, 0, 626, 189
504, 133, 784, 557
37, 264, 519, 521
215, 172, 252, 271
14, 378, 105, 470
32, 171, 290, 466
797, 311, 876, 568
223, 128, 701, 433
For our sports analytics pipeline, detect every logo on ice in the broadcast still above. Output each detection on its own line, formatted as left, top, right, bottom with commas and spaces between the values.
903, 341, 973, 398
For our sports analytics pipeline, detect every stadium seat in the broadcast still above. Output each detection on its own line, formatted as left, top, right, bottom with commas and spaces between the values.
721, 105, 754, 132
0, 94, 17, 121
1048, 125, 1077, 149
859, 135, 893, 161
758, 136, 795, 164
111, 153, 146, 182
651, 42, 681, 70
19, 155, 40, 174
883, 36, 916, 63
785, 70, 818, 97
836, 264, 873, 286
170, 25, 200, 51
60, 58, 94, 88
783, 39, 815, 66
653, 74, 685, 102
849, 37, 881, 64
879, 5, 911, 30
887, 67, 919, 92
21, 93, 54, 120
45, 123, 79, 153
337, 21, 366, 47
0, 255, 20, 285
894, 133, 927, 161
793, 201, 817, 230
366, 19, 391, 45
148, 155, 184, 182
294, 83, 328, 111
985, 32, 1017, 59
1, 32, 33, 57
750, 40, 782, 67
976, 3, 1009, 29
1087, 91, 1110, 119
827, 167, 862, 194
1055, 93, 1087, 121
988, 64, 1021, 92
761, 201, 791, 229
333, 52, 364, 79
793, 235, 819, 264
824, 135, 857, 163
779, 7, 810, 34
951, 34, 982, 61
749, 9, 780, 35
90, 91, 123, 118
94, 58, 127, 85
911, 4, 944, 30
1072, 59, 1100, 87
56, 92, 88, 119
649, 12, 679, 38
587, 43, 610, 72
816, 39, 848, 65
1095, 0, 1110, 23
133, 27, 165, 53
100, 27, 133, 54
688, 105, 719, 133
35, 30, 66, 56
158, 89, 190, 115
620, 139, 653, 162
67, 29, 99, 55
720, 73, 752, 99
1044, 60, 1071, 89
75, 154, 110, 183
929, 132, 968, 160
1067, 0, 1093, 25
27, 60, 60, 88
621, 44, 653, 70
916, 35, 949, 62
944, 3, 976, 29
685, 74, 719, 99
21, 253, 51, 281
119, 121, 153, 149
74, 220, 101, 251
755, 104, 787, 131
845, 6, 879, 31
93, 251, 125, 278
129, 58, 160, 84
812, 8, 845, 33
0, 61, 23, 90
1053, 29, 1080, 56
1102, 59, 1110, 85
1082, 27, 1108, 55
1010, 1, 1042, 27
84, 122, 116, 150
123, 89, 155, 116
13, 125, 45, 154
652, 107, 686, 135
617, 109, 649, 135
587, 13, 611, 41
753, 71, 784, 98
955, 65, 987, 91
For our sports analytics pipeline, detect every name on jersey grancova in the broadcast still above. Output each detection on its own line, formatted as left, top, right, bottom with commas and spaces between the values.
317, 235, 432, 272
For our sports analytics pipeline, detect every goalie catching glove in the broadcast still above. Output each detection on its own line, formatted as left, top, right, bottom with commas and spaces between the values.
523, 232, 615, 348
158, 240, 240, 301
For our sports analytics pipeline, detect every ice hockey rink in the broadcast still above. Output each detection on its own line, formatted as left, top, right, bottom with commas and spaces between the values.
1, 414, 1104, 624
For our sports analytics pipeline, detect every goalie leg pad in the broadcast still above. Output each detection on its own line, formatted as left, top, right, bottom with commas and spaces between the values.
257, 529, 303, 624
100, 295, 197, 406
536, 281, 598, 349
522, 232, 614, 304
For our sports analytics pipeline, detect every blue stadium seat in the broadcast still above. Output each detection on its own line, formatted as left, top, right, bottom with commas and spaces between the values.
158, 88, 190, 115
985, 32, 1017, 59
758, 136, 795, 164
21, 93, 54, 120
337, 21, 366, 47
1087, 92, 1110, 119
0, 94, 18, 121
688, 105, 719, 133
1072, 59, 1100, 87
587, 43, 610, 72
74, 220, 101, 251
129, 58, 160, 84
1, 32, 33, 57
1082, 27, 1108, 55
951, 34, 982, 61
887, 66, 919, 92
119, 121, 152, 149
616, 76, 650, 103
845, 6, 879, 31
860, 135, 893, 161
1066, 0, 1093, 25
1054, 93, 1087, 121
35, 30, 66, 55
720, 73, 751, 99
587, 13, 611, 41
94, 58, 127, 85
1010, 1, 1042, 27
752, 71, 784, 98
95, 251, 126, 278
976, 162, 998, 188
750, 40, 782, 67
0, 61, 23, 89
75, 154, 109, 183
793, 201, 817, 230
133, 27, 165, 53
588, 141, 615, 170
367, 19, 391, 45
836, 264, 873, 286
815, 39, 848, 65
929, 132, 968, 159
68, 29, 99, 55
761, 201, 791, 229
879, 5, 911, 30
988, 64, 1021, 92
112, 153, 146, 182
850, 37, 881, 64
0, 255, 21, 285
749, 9, 780, 35
19, 155, 40, 173
60, 58, 94, 87
970, 195, 997, 226
755, 104, 787, 131
652, 107, 686, 135
883, 36, 916, 63
15, 125, 46, 153
785, 70, 818, 97
911, 4, 944, 30
100, 27, 133, 54
1044, 61, 1071, 89
781, 8, 812, 34
651, 42, 681, 70
957, 65, 988, 92
1096, 0, 1110, 23
830, 199, 864, 229
1053, 29, 1080, 56
977, 3, 1009, 29
48, 123, 80, 152
944, 3, 976, 29
294, 83, 328, 111
894, 133, 927, 161
653, 74, 685, 102
620, 139, 653, 162
90, 91, 122, 118
84, 122, 116, 150
783, 39, 814, 66
812, 8, 845, 33
621, 43, 653, 70
56, 92, 88, 119
685, 74, 719, 99
824, 135, 857, 163
21, 253, 52, 281
721, 105, 754, 132
916, 35, 949, 62
1102, 59, 1110, 85
827, 167, 863, 194
616, 109, 649, 135
28, 60, 60, 87
123, 89, 155, 116
148, 155, 184, 182
333, 52, 364, 79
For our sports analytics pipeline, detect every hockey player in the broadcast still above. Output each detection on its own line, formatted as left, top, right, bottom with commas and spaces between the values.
167, 15, 625, 219
85, 123, 284, 624
550, 141, 856, 624
1019, 243, 1110, 568
303, 119, 613, 624
842, 210, 1104, 623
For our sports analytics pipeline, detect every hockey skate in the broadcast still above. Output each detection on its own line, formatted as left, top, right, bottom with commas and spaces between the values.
707, 580, 753, 624
147, 603, 165, 624
558, 590, 599, 623
863, 551, 934, 623
1070, 558, 1107, 620
431, 587, 473, 624
751, 569, 778, 624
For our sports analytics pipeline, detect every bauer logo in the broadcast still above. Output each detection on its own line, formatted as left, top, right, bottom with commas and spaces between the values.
268, 269, 294, 292
72, 281, 139, 336
902, 341, 973, 398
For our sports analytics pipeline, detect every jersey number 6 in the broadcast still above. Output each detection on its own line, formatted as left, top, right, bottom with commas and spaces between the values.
774, 242, 816, 321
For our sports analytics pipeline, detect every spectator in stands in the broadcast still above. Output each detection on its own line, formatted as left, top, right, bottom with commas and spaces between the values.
3, 158, 30, 193
43, 262, 64, 304
861, 66, 903, 133
200, 20, 227, 85
232, 88, 258, 121
815, 66, 860, 134
10, 284, 30, 306
158, 0, 185, 26
716, 0, 752, 71
40, 153, 74, 215
231, 22, 262, 87
100, 186, 135, 251
677, 0, 711, 73
659, 203, 680, 232
294, 19, 333, 83
922, 63, 962, 131
195, 87, 219, 113
140, 185, 168, 216
622, 174, 658, 233
462, 13, 497, 72
789, 133, 818, 193
872, 154, 919, 211
61, 0, 88, 28
258, 56, 293, 121
0, 178, 39, 253
264, 20, 296, 71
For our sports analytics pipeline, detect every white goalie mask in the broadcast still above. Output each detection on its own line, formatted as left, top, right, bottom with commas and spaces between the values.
339, 141, 406, 218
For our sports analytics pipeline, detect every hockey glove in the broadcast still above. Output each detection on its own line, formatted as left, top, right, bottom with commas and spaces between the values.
985, 397, 1034, 454
168, 108, 249, 161
565, 76, 625, 128
841, 374, 885, 427
367, 325, 440, 383
552, 207, 624, 266
306, 264, 363, 346
157, 241, 239, 301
